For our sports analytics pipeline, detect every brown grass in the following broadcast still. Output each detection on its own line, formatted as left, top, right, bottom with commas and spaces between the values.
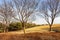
0, 24, 60, 40
0, 32, 60, 40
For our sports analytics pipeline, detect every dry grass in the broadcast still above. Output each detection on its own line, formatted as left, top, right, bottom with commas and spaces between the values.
0, 24, 60, 40
0, 32, 60, 40
6, 24, 60, 34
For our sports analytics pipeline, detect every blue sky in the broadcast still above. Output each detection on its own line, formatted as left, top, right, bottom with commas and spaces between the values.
32, 0, 60, 24
0, 0, 60, 24
32, 17, 60, 24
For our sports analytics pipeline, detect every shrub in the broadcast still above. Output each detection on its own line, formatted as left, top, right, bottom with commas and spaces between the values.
0, 30, 4, 33
25, 23, 36, 28
0, 23, 5, 33
52, 29, 60, 32
0, 22, 36, 32
8, 22, 22, 31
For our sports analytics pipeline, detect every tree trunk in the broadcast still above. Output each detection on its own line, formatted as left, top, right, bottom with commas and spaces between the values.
22, 22, 26, 40
49, 25, 52, 31
6, 21, 8, 32
49, 19, 54, 31
22, 22, 26, 35
4, 20, 9, 33
4, 27, 6, 33
23, 27, 25, 35
4, 25, 7, 33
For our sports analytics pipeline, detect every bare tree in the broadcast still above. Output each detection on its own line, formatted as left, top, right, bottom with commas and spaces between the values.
13, 0, 39, 34
38, 0, 60, 31
0, 0, 15, 32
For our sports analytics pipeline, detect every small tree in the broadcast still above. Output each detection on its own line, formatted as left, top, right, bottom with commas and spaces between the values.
38, 0, 60, 31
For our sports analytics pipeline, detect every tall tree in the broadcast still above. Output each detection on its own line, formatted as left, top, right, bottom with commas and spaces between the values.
38, 0, 60, 31
0, 0, 15, 32
13, 0, 39, 34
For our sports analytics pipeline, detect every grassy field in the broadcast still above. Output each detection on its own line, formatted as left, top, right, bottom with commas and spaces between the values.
7, 24, 60, 34
0, 24, 60, 40
26, 24, 60, 32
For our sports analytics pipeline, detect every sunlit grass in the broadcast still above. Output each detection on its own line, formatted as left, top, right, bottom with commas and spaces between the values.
25, 24, 60, 32
4, 24, 60, 34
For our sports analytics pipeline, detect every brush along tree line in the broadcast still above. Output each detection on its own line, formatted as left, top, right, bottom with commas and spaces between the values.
0, 22, 36, 32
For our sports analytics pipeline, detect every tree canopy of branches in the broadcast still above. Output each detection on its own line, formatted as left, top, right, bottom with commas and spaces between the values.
0, 0, 15, 32
13, 0, 39, 34
38, 0, 60, 31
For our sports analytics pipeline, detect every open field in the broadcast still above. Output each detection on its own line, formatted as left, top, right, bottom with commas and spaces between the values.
7, 24, 60, 34
0, 24, 60, 40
